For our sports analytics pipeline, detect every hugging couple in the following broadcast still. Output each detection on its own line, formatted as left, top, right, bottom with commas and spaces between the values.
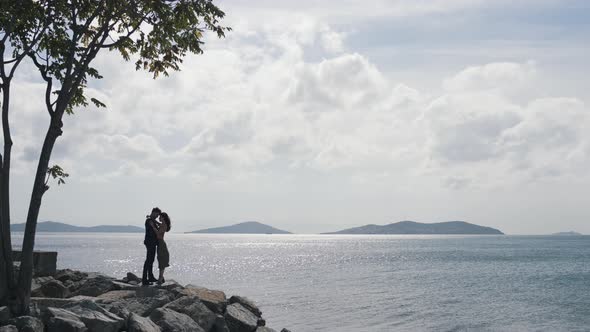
142, 207, 171, 286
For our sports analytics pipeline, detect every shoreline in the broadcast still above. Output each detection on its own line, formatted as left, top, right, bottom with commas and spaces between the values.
1, 268, 291, 332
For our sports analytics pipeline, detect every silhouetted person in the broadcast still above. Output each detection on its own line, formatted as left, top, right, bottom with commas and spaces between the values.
149, 212, 171, 285
142, 207, 161, 285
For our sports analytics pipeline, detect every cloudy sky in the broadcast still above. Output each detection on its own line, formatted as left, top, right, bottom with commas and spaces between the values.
8, 0, 590, 234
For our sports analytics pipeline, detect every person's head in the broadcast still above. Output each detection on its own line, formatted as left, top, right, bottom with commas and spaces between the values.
150, 207, 161, 219
158, 212, 171, 232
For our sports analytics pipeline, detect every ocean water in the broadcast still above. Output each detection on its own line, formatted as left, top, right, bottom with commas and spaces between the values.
10, 233, 590, 331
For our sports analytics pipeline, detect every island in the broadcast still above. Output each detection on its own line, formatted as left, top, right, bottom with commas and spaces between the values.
187, 221, 292, 234
552, 231, 583, 236
323, 221, 504, 235
10, 221, 144, 233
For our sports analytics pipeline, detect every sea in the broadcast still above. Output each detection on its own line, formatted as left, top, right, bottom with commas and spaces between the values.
10, 233, 590, 331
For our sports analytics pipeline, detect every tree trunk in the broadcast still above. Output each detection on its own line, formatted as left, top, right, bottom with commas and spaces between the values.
0, 81, 14, 306
15, 116, 62, 314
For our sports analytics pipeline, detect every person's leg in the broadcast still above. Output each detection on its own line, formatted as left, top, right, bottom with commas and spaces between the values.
143, 244, 156, 283
158, 267, 166, 284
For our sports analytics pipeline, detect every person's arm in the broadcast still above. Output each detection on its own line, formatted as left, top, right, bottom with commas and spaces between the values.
149, 220, 158, 233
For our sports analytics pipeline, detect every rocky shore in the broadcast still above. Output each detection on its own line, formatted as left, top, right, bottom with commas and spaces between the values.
0, 269, 290, 332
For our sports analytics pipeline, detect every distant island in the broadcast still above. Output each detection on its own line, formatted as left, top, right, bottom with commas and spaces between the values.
324, 221, 504, 235
11, 221, 143, 233
187, 221, 292, 234
552, 231, 583, 236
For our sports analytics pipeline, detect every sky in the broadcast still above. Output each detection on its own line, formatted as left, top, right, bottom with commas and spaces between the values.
6, 0, 590, 234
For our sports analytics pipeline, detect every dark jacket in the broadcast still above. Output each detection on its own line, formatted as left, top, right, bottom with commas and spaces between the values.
144, 217, 158, 246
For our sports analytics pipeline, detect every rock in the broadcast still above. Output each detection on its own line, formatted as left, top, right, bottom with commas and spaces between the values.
31, 276, 55, 296
97, 290, 136, 302
35, 279, 70, 298
75, 275, 117, 297
149, 308, 205, 332
129, 280, 139, 286
0, 306, 11, 323
164, 296, 217, 331
255, 328, 276, 332
181, 286, 227, 314
280, 329, 291, 332
127, 313, 161, 332
109, 289, 174, 317
42, 307, 88, 332
155, 280, 182, 292
112, 280, 139, 291
32, 296, 98, 309
55, 269, 87, 283
213, 314, 230, 332
257, 318, 266, 327
7, 316, 44, 332
229, 296, 262, 317
127, 272, 141, 283
63, 300, 125, 332
0, 325, 17, 332
224, 303, 258, 332
122, 277, 129, 283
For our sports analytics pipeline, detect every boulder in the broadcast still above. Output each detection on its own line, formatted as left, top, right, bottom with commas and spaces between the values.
228, 296, 261, 318
164, 296, 217, 331
63, 300, 125, 332
127, 272, 141, 283
155, 280, 183, 293
109, 289, 174, 317
32, 296, 98, 309
35, 279, 70, 298
181, 286, 227, 314
127, 313, 161, 332
280, 329, 291, 332
42, 307, 88, 332
224, 303, 258, 332
0, 306, 11, 323
75, 275, 117, 297
213, 314, 230, 332
149, 308, 205, 332
255, 328, 276, 332
0, 325, 17, 332
112, 280, 139, 291
7, 316, 44, 332
55, 269, 87, 283
97, 290, 136, 302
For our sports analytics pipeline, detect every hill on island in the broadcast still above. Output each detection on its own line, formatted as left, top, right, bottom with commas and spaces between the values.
11, 221, 144, 233
552, 231, 583, 236
324, 221, 504, 235
188, 221, 291, 234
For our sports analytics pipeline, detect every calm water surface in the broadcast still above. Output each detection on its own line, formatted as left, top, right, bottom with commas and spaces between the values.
11, 234, 590, 331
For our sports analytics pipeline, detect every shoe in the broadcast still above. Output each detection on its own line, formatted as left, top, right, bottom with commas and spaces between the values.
142, 280, 153, 286
148, 277, 158, 282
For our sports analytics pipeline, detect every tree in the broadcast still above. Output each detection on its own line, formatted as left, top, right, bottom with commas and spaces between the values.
0, 0, 228, 314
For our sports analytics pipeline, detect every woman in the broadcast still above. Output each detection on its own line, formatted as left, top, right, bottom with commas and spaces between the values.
150, 212, 171, 284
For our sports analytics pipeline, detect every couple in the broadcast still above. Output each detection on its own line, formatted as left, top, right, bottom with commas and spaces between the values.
142, 207, 171, 286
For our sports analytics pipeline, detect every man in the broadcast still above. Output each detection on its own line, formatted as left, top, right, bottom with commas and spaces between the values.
142, 207, 161, 285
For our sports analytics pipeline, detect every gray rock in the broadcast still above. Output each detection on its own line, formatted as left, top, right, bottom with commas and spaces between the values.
213, 314, 230, 332
7, 316, 44, 332
97, 290, 136, 302
31, 296, 98, 309
0, 306, 11, 323
127, 272, 141, 283
255, 328, 276, 332
228, 296, 261, 317
55, 269, 87, 283
149, 308, 205, 332
75, 275, 117, 297
0, 325, 17, 332
112, 280, 139, 291
224, 303, 258, 332
129, 280, 140, 286
164, 296, 216, 331
110, 289, 174, 317
42, 307, 88, 332
127, 313, 161, 332
63, 300, 125, 332
181, 286, 227, 314
36, 279, 70, 298
280, 329, 292, 332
